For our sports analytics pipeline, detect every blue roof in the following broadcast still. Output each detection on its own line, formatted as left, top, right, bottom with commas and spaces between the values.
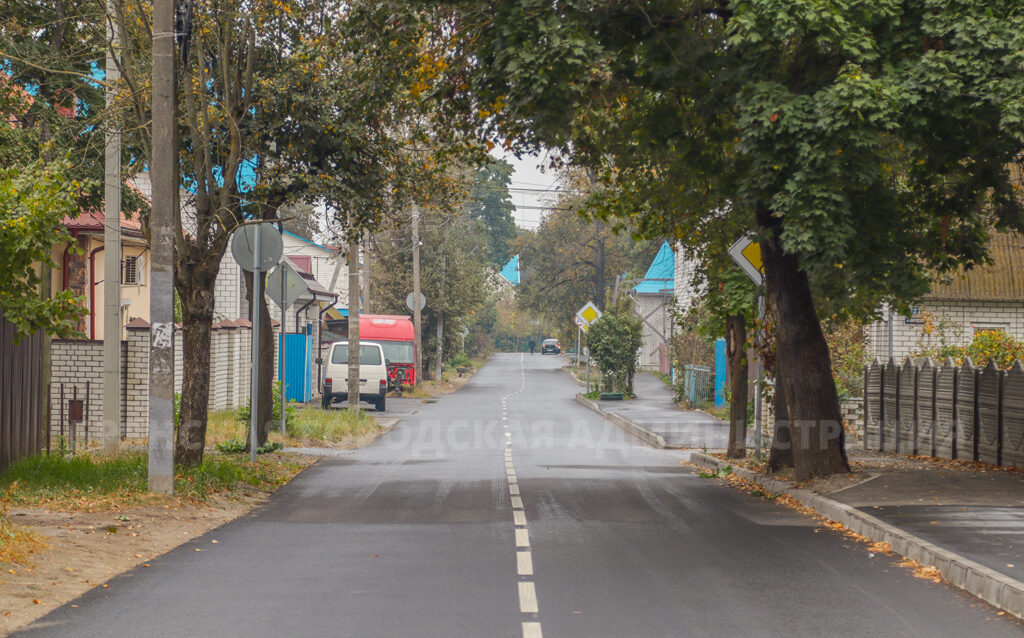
499, 254, 520, 286
634, 241, 674, 294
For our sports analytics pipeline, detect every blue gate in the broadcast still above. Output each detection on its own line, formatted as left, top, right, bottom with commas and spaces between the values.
279, 330, 313, 403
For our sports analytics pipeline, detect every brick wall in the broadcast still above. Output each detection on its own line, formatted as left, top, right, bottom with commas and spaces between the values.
51, 321, 260, 440
866, 300, 1024, 361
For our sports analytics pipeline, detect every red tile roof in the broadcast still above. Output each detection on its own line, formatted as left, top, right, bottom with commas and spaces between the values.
64, 208, 144, 237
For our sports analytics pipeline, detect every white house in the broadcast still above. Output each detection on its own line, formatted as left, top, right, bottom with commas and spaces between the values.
866, 232, 1024, 360
632, 241, 676, 371
214, 229, 347, 333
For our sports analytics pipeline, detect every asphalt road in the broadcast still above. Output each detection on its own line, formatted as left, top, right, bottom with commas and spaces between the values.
17, 354, 1024, 637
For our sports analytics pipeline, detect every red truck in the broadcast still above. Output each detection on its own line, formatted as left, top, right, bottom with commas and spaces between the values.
360, 314, 417, 388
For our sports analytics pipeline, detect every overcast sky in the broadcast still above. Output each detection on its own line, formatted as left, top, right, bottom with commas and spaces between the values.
492, 149, 562, 230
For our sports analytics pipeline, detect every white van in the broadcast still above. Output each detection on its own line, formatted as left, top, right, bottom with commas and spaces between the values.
321, 341, 388, 411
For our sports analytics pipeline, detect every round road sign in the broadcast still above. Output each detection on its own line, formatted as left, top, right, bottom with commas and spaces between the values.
231, 223, 283, 273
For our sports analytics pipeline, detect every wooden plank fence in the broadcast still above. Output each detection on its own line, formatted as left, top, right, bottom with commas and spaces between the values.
865, 357, 1024, 469
0, 315, 47, 472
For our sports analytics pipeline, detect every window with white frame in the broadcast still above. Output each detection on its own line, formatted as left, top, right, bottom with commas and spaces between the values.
123, 255, 139, 285
972, 322, 1009, 336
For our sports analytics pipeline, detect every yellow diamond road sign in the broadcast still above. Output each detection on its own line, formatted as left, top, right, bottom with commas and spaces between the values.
728, 236, 764, 286
576, 301, 602, 327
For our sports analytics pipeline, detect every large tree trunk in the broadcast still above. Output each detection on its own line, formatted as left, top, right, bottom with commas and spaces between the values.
768, 363, 794, 472
761, 234, 850, 481
725, 313, 747, 459
242, 269, 274, 449
175, 262, 218, 467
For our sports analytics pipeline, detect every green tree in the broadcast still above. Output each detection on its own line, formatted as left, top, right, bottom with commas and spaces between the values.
116, 0, 469, 463
465, 158, 518, 267
370, 205, 490, 376
515, 169, 656, 333
0, 159, 87, 338
441, 0, 1024, 480
587, 302, 643, 395
691, 241, 759, 459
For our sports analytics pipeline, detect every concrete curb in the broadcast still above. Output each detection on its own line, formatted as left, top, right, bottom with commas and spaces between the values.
688, 452, 1024, 620
575, 394, 667, 449
562, 366, 587, 387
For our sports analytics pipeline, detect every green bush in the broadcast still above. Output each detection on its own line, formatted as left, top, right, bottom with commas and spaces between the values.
448, 352, 472, 369
915, 326, 1024, 369
587, 304, 643, 396
237, 380, 295, 428
965, 329, 1024, 369
214, 439, 284, 454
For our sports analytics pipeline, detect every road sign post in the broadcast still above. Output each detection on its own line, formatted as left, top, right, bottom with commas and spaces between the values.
728, 236, 767, 458
268, 260, 305, 436
231, 223, 283, 461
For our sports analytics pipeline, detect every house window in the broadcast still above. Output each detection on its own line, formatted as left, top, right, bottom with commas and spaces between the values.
973, 323, 1009, 336
123, 256, 139, 285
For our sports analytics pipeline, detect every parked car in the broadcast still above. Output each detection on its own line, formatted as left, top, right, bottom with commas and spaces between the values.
321, 341, 388, 411
541, 338, 561, 355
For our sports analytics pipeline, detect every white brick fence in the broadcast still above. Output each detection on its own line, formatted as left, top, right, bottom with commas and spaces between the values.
49, 319, 279, 442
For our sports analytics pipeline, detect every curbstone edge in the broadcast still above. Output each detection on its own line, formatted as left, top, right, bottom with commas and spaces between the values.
687, 451, 1024, 620
575, 394, 667, 449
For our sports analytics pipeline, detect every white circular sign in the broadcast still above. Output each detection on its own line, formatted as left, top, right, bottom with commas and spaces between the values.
231, 224, 283, 272
405, 292, 426, 311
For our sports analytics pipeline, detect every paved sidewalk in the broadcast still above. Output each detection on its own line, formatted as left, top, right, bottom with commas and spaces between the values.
832, 451, 1024, 585
582, 372, 732, 449
689, 449, 1024, 620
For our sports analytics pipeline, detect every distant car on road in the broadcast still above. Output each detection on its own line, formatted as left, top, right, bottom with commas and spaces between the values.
541, 338, 561, 355
321, 341, 388, 411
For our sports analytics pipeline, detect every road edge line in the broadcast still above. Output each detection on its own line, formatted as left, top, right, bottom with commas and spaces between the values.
688, 451, 1024, 620
575, 394, 667, 449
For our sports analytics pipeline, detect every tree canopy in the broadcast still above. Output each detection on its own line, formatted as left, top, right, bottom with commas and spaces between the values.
440, 0, 1024, 479
464, 158, 518, 267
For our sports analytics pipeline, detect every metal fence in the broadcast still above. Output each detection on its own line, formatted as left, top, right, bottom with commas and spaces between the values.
0, 315, 47, 472
864, 357, 1024, 467
682, 364, 713, 408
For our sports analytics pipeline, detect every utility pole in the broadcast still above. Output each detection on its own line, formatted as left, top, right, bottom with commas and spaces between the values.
411, 205, 422, 386
148, 0, 175, 493
347, 233, 361, 410
435, 311, 444, 382
102, 0, 122, 454
363, 229, 371, 314
434, 239, 445, 381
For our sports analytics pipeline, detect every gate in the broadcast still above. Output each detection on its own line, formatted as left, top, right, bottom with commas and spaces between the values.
0, 315, 46, 472
279, 331, 313, 403
683, 364, 713, 408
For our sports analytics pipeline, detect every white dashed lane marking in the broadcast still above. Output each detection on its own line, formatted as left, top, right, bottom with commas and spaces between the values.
504, 354, 541, 638
515, 528, 530, 547
517, 551, 534, 576
518, 582, 539, 613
